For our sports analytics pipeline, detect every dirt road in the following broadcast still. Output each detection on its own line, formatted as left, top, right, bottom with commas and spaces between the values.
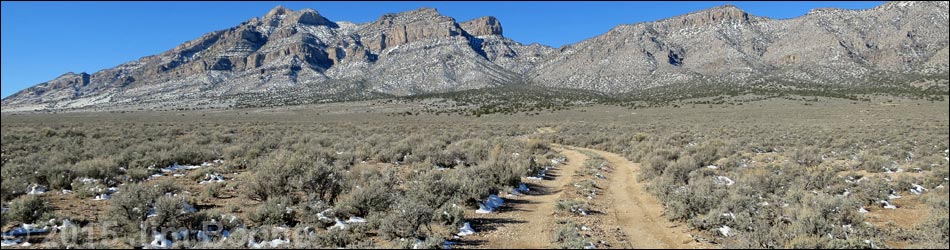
558, 145, 703, 249
466, 143, 701, 249
478, 148, 589, 249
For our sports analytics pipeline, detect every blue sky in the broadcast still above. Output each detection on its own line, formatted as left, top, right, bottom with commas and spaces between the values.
1, 1, 885, 98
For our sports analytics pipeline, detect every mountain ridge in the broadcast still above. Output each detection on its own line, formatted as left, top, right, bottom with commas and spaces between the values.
2, 1, 948, 112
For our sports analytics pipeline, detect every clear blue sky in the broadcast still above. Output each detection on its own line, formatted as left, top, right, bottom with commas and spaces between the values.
1, 1, 885, 99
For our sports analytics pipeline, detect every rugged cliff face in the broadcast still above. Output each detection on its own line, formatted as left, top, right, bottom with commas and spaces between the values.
2, 2, 947, 111
530, 2, 950, 93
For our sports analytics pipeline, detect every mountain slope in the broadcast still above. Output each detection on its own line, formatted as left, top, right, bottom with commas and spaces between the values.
1, 6, 550, 111
2, 1, 947, 112
529, 1, 949, 93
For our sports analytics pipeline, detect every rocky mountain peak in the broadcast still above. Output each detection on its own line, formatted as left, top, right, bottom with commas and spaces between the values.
664, 4, 752, 28
265, 5, 292, 19
461, 16, 503, 36
287, 8, 335, 26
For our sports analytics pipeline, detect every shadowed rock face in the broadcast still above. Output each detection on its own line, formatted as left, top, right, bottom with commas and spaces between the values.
3, 1, 948, 111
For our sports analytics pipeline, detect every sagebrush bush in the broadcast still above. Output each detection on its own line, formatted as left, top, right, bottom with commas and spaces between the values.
248, 196, 295, 226
7, 194, 51, 224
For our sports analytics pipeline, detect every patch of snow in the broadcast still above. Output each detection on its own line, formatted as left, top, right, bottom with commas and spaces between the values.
888, 193, 903, 200
718, 226, 733, 237
317, 209, 332, 221
722, 212, 736, 220
161, 163, 205, 173
55, 219, 74, 231
20, 242, 31, 247
27, 184, 47, 195
181, 201, 197, 214
1, 239, 21, 247
581, 226, 592, 231
475, 195, 505, 214
880, 200, 897, 210
93, 193, 111, 201
517, 183, 530, 193
346, 217, 366, 223
706, 165, 719, 169
196, 230, 210, 242
248, 236, 290, 249
199, 173, 226, 184
3, 224, 49, 238
457, 222, 475, 236
840, 190, 851, 197
583, 242, 597, 249
910, 184, 928, 195
61, 190, 73, 195
714, 176, 735, 186
443, 240, 456, 249
328, 218, 347, 230
858, 207, 869, 214
148, 233, 173, 249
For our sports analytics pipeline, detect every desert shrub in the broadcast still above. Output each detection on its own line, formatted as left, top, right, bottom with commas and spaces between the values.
335, 170, 396, 217
126, 167, 154, 183
859, 152, 893, 173
292, 161, 345, 204
551, 221, 587, 249
555, 200, 591, 216
664, 155, 699, 185
247, 196, 295, 226
243, 151, 299, 201
434, 203, 464, 227
106, 182, 160, 235
660, 177, 724, 222
791, 146, 823, 167
150, 195, 185, 230
74, 158, 119, 182
378, 197, 434, 239
7, 194, 51, 224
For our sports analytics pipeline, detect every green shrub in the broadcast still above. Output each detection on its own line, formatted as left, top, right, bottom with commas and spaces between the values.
552, 221, 587, 249
378, 197, 434, 239
106, 182, 159, 235
248, 196, 296, 226
7, 194, 51, 224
